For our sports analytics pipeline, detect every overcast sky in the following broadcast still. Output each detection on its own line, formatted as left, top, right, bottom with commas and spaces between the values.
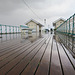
0, 0, 75, 28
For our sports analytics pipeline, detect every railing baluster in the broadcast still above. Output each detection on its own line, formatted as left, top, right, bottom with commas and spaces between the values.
69, 18, 70, 34
72, 14, 74, 35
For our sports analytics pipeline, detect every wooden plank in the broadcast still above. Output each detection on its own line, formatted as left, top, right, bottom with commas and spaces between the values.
0, 42, 31, 66
0, 37, 46, 75
0, 37, 43, 59
35, 36, 52, 75
57, 42, 75, 75
0, 40, 30, 54
50, 39, 62, 75
0, 38, 21, 49
0, 37, 44, 63
61, 44, 75, 70
20, 37, 50, 75
0, 37, 43, 61
0, 38, 30, 49
0, 39, 20, 50
6, 38, 47, 75
0, 40, 30, 55
0, 39, 29, 50
0, 43, 31, 61
0, 42, 26, 53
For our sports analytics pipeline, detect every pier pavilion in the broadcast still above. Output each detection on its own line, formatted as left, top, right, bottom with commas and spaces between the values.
25, 19, 44, 33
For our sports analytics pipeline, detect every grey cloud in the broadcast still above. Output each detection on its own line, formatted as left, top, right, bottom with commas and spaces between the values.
0, 0, 75, 27
0, 0, 47, 15
0, 0, 26, 14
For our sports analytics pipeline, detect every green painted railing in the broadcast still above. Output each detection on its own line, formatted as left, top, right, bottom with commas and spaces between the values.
56, 14, 75, 35
56, 32, 75, 57
0, 24, 20, 34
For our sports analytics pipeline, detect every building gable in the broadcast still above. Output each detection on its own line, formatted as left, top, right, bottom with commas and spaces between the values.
53, 18, 65, 29
25, 19, 44, 27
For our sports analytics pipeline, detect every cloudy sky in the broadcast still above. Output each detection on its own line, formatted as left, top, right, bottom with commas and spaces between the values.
0, 0, 75, 28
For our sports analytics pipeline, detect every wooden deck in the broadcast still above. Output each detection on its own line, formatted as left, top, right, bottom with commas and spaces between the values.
0, 34, 75, 75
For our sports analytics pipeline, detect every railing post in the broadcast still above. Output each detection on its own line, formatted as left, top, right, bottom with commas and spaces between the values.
13, 26, 14, 33
5, 25, 7, 34
18, 27, 19, 33
0, 25, 1, 34
69, 18, 70, 34
72, 14, 74, 35
16, 27, 17, 33
66, 20, 67, 34
1, 25, 2, 34
9, 26, 11, 34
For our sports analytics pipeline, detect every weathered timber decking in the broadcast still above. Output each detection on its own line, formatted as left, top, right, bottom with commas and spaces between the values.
0, 34, 75, 75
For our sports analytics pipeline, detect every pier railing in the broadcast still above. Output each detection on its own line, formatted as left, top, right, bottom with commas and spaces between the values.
56, 32, 75, 56
56, 14, 75, 36
0, 24, 20, 34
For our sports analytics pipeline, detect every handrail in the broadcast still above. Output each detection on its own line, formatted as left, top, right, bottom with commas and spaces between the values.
56, 14, 75, 35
